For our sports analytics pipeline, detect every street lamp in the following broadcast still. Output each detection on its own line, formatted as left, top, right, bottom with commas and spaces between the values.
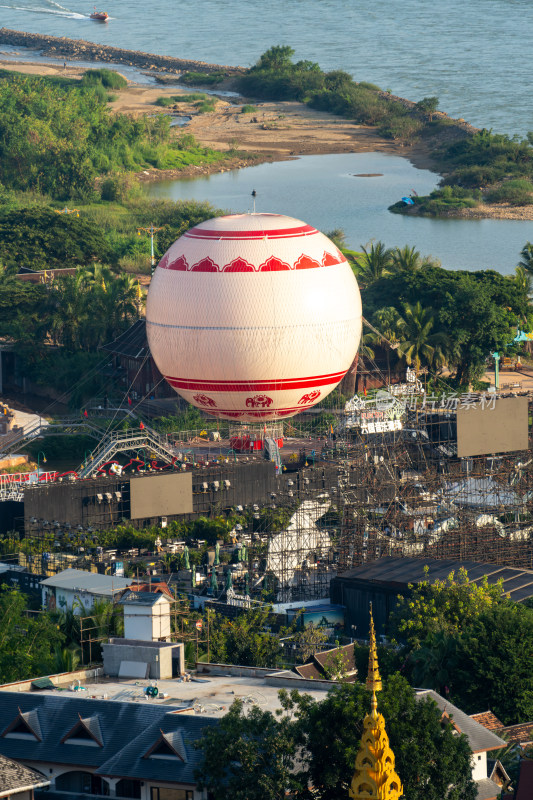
137, 223, 163, 276
37, 451, 47, 476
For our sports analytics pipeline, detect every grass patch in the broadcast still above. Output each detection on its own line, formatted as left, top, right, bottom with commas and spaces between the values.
80, 68, 128, 89
154, 92, 207, 107
241, 104, 257, 113
390, 185, 481, 215
181, 71, 226, 86
486, 179, 533, 206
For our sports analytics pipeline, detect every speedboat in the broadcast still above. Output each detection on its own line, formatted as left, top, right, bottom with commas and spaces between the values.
90, 9, 109, 20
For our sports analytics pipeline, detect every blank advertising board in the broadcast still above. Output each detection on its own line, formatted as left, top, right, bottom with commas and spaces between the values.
457, 395, 529, 457
130, 472, 193, 519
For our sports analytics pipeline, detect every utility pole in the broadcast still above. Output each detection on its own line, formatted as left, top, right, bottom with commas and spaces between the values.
137, 223, 163, 276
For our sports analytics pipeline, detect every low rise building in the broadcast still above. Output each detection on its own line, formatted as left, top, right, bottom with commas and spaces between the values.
40, 569, 134, 612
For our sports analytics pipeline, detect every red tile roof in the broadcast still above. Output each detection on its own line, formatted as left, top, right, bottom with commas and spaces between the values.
470, 711, 504, 732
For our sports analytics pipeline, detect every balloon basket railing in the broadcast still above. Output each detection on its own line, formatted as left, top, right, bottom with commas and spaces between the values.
229, 421, 283, 453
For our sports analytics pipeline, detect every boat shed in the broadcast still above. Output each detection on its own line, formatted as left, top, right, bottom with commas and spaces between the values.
330, 556, 533, 638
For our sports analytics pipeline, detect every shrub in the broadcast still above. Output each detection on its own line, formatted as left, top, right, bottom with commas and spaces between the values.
241, 104, 257, 113
81, 68, 128, 89
181, 71, 226, 86
486, 179, 533, 205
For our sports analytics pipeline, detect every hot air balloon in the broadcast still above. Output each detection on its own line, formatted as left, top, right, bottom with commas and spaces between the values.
146, 213, 362, 422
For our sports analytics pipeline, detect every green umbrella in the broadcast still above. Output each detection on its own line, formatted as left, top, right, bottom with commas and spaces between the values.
210, 570, 218, 592
241, 546, 247, 563
214, 542, 220, 566
245, 571, 250, 596
183, 546, 190, 570
191, 568, 196, 587
225, 570, 233, 591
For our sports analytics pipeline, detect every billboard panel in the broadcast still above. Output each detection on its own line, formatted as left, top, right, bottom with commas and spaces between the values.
457, 396, 528, 457
130, 472, 193, 519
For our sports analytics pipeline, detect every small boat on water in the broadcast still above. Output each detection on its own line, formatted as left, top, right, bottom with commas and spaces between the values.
90, 8, 109, 20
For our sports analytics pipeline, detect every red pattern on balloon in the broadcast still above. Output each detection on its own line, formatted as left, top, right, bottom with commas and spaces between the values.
322, 250, 344, 266
167, 255, 188, 271
193, 394, 217, 408
223, 257, 255, 272
295, 254, 321, 270
245, 395, 274, 408
191, 257, 219, 272
258, 257, 291, 272
298, 390, 321, 405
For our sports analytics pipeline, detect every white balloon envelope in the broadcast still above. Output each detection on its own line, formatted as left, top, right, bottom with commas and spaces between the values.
146, 213, 362, 422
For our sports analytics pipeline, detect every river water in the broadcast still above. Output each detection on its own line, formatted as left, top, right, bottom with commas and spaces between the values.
147, 153, 531, 273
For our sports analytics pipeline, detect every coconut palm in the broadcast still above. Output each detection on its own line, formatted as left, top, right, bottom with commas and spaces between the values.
518, 242, 533, 274
395, 301, 448, 375
514, 265, 533, 299
391, 245, 436, 273
355, 240, 393, 285
371, 306, 402, 381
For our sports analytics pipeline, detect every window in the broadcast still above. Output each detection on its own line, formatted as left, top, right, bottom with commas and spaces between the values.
116, 778, 142, 798
150, 789, 193, 800
56, 771, 109, 795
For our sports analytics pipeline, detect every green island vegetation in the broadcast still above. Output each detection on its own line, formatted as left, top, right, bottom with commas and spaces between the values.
0, 68, 232, 201
237, 46, 533, 216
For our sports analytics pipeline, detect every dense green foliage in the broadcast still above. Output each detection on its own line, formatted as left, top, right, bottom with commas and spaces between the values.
0, 71, 226, 200
0, 208, 111, 269
237, 46, 431, 143
390, 569, 533, 724
360, 257, 528, 383
209, 606, 284, 667
0, 585, 64, 681
194, 674, 476, 800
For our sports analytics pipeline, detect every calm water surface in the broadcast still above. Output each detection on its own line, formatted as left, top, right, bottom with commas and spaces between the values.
146, 153, 533, 274
2, 0, 533, 136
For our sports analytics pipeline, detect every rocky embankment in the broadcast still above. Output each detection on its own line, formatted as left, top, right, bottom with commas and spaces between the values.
0, 28, 245, 77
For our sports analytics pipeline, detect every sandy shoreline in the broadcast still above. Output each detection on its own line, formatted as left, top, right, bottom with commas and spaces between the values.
2, 57, 533, 219
0, 58, 439, 174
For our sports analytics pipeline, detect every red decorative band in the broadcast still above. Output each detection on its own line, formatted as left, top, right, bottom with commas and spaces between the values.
183, 224, 318, 240
164, 371, 347, 392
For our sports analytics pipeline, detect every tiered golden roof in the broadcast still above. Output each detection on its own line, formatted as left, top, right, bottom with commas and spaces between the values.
349, 606, 403, 800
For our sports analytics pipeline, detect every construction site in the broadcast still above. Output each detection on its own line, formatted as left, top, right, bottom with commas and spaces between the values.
1, 378, 532, 609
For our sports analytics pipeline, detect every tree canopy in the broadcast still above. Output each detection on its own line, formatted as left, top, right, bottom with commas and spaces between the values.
194, 674, 476, 800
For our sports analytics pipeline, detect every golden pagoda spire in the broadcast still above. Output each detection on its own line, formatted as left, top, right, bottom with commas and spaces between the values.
349, 605, 403, 800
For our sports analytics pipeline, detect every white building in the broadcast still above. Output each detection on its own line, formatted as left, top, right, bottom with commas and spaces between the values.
119, 591, 171, 642
40, 569, 133, 613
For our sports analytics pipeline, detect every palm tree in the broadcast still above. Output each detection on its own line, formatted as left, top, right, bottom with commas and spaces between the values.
372, 306, 402, 382
395, 301, 448, 375
355, 240, 393, 285
518, 242, 533, 274
391, 245, 436, 273
514, 265, 533, 299
53, 645, 82, 673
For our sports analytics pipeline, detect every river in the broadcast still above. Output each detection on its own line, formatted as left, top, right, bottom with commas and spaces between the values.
146, 153, 532, 273
2, 0, 532, 137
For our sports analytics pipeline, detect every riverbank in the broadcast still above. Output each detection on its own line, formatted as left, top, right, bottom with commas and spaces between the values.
0, 56, 440, 177
1, 31, 532, 220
